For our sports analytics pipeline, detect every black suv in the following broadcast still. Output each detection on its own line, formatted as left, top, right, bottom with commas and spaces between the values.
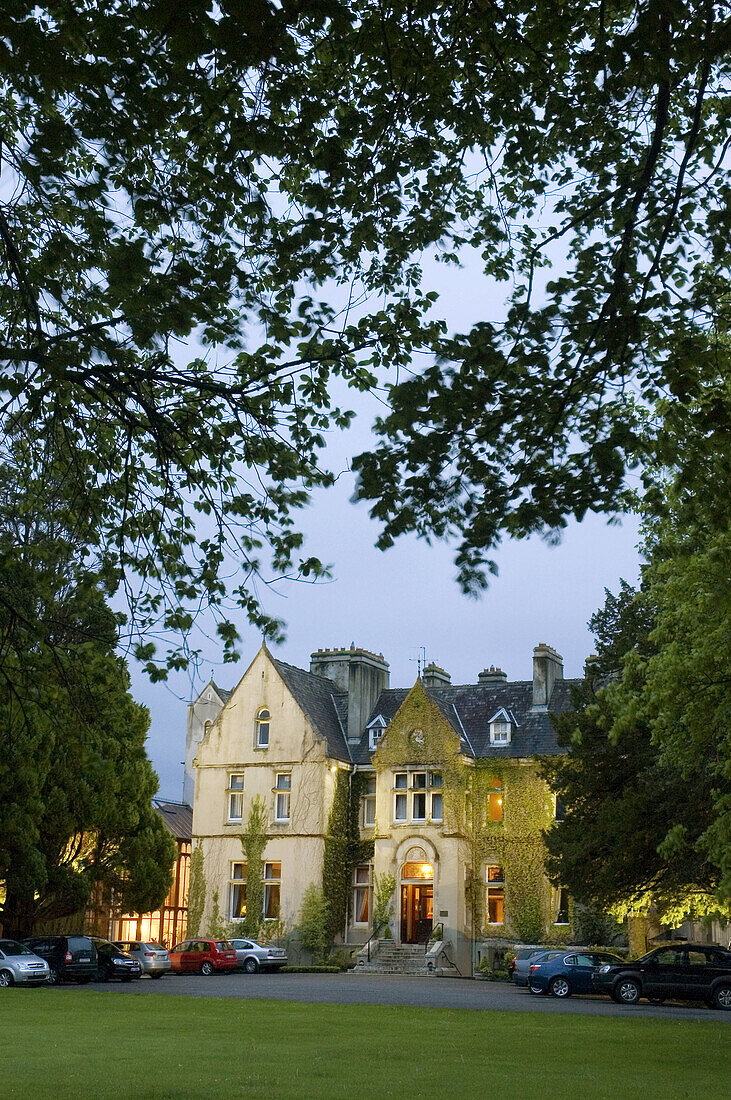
91, 938, 142, 982
23, 935, 97, 984
593, 943, 731, 1009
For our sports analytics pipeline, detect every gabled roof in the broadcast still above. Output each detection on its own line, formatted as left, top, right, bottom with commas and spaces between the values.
488, 706, 519, 727
153, 799, 193, 841
211, 681, 232, 703
271, 657, 351, 762
351, 679, 579, 764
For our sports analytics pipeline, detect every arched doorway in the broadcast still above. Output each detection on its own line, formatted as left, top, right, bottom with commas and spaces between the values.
399, 847, 434, 944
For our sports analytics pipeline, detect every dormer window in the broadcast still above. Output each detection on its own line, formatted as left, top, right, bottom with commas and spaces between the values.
488, 708, 517, 746
366, 714, 388, 752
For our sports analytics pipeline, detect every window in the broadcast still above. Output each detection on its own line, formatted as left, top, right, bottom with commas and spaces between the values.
429, 772, 443, 821
487, 776, 503, 822
229, 862, 247, 919
227, 773, 244, 821
263, 862, 281, 919
352, 865, 370, 924
394, 773, 407, 821
362, 776, 376, 827
274, 773, 291, 823
489, 709, 514, 745
255, 708, 270, 749
555, 887, 569, 924
411, 772, 427, 820
555, 796, 566, 821
486, 865, 504, 924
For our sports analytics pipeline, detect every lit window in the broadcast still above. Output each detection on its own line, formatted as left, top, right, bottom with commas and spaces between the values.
263, 862, 281, 919
228, 773, 244, 821
274, 773, 291, 822
352, 865, 371, 924
362, 776, 376, 827
255, 708, 270, 749
229, 862, 247, 919
486, 865, 504, 924
488, 776, 504, 822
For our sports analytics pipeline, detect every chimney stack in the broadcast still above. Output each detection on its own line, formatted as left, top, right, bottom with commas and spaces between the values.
478, 666, 508, 686
532, 643, 563, 709
310, 646, 390, 743
422, 662, 451, 688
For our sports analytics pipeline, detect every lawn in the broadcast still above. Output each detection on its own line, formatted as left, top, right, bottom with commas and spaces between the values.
1, 990, 728, 1098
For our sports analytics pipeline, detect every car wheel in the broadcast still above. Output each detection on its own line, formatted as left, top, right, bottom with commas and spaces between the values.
0, 969, 14, 988
244, 957, 259, 974
614, 978, 641, 1005
712, 984, 731, 1010
97, 966, 111, 983
528, 983, 543, 994
549, 976, 571, 999
200, 961, 214, 976
47, 968, 60, 985
150, 972, 165, 979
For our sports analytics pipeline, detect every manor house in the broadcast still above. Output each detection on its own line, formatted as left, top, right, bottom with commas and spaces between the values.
189, 642, 577, 973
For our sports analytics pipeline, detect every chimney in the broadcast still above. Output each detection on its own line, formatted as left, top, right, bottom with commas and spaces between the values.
422, 662, 451, 688
478, 666, 507, 686
310, 646, 390, 743
532, 643, 563, 709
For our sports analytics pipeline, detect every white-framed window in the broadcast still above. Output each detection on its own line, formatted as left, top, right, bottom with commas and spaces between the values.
352, 865, 371, 924
229, 861, 247, 919
411, 772, 427, 820
255, 708, 270, 749
489, 708, 515, 745
274, 773, 291, 823
394, 772, 407, 821
362, 776, 376, 827
487, 775, 504, 822
263, 862, 281, 919
227, 773, 244, 821
367, 717, 387, 752
430, 772, 443, 821
485, 865, 505, 925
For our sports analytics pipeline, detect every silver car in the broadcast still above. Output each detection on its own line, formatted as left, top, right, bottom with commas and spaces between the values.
0, 939, 50, 986
114, 941, 171, 978
229, 938, 287, 973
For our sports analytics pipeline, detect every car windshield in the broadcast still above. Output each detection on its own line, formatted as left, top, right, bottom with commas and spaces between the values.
0, 941, 33, 956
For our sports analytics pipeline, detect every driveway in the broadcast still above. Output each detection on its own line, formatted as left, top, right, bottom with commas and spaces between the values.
73, 971, 726, 1021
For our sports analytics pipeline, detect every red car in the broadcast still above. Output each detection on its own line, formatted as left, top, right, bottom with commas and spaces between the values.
169, 938, 238, 975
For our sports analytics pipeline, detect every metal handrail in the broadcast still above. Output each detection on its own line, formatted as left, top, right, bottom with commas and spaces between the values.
425, 922, 444, 955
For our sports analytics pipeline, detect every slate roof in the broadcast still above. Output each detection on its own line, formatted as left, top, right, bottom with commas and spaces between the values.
271, 658, 350, 762
211, 682, 232, 703
349, 679, 579, 765
153, 799, 193, 841
210, 654, 579, 766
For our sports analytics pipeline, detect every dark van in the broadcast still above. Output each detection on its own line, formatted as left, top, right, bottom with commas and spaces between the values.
23, 935, 97, 984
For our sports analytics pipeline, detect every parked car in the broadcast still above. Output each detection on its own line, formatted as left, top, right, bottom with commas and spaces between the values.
91, 938, 143, 982
529, 951, 624, 997
0, 939, 50, 987
593, 943, 731, 1009
23, 935, 97, 984
169, 939, 238, 975
114, 941, 171, 978
229, 938, 288, 973
510, 949, 565, 987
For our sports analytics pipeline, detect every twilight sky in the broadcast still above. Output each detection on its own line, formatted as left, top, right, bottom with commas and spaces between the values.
130, 248, 644, 801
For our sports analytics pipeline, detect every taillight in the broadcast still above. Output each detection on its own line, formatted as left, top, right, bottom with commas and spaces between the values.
529, 964, 540, 972
144, 951, 154, 957
65, 952, 72, 962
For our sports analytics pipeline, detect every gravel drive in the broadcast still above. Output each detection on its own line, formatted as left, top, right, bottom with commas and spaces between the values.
69, 971, 728, 1021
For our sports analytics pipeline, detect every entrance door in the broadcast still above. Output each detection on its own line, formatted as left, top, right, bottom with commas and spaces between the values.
400, 885, 433, 943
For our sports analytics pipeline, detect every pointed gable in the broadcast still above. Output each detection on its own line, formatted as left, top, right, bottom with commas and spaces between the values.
372, 679, 462, 768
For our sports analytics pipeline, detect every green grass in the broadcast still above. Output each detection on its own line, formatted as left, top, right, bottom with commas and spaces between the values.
1, 990, 728, 1098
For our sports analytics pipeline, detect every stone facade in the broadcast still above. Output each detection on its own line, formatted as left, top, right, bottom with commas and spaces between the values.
189, 641, 577, 973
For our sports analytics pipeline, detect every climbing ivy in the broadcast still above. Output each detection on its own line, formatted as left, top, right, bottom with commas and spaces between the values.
239, 795, 268, 937
186, 843, 206, 938
322, 770, 374, 942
